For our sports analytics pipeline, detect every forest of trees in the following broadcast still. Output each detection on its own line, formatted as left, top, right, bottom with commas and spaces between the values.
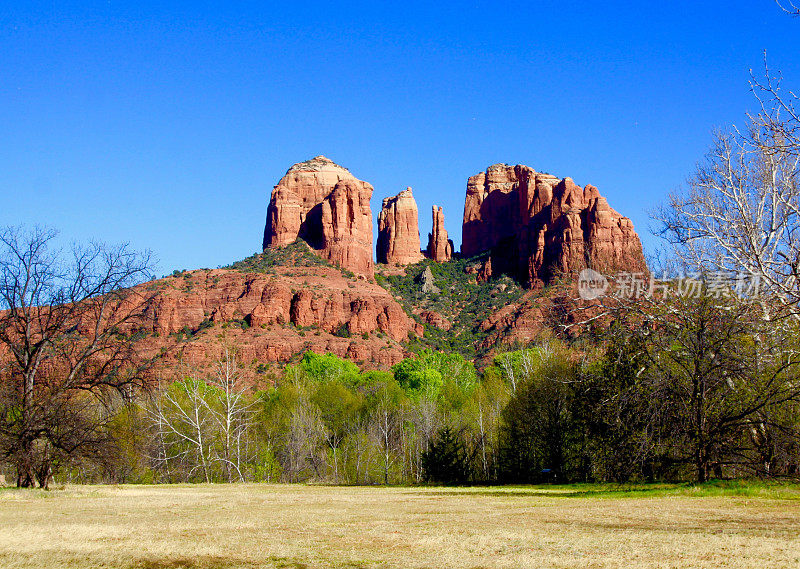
17, 297, 800, 487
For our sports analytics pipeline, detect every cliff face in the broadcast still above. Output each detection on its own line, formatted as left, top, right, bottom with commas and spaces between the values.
263, 156, 374, 276
462, 164, 646, 285
132, 263, 417, 369
119, 158, 649, 372
376, 188, 424, 266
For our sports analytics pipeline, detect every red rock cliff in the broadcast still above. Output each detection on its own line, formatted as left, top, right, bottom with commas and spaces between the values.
376, 188, 424, 266
132, 264, 416, 369
263, 156, 374, 276
462, 163, 646, 285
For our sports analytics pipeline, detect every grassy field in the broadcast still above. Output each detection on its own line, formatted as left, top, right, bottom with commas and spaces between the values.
1, 482, 799, 568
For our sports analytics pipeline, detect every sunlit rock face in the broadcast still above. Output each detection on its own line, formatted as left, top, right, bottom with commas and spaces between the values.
264, 156, 374, 276
377, 187, 424, 266
426, 205, 453, 262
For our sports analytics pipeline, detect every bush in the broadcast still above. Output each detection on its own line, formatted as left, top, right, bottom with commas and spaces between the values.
299, 352, 360, 383
333, 323, 351, 338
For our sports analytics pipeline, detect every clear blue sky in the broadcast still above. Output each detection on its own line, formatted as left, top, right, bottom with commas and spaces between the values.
2, 1, 798, 275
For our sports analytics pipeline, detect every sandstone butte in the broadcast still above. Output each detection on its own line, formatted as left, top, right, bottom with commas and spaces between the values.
426, 205, 453, 262
376, 187, 425, 266
263, 156, 375, 277
461, 163, 647, 286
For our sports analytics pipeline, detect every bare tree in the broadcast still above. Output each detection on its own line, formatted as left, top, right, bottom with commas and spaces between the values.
776, 0, 800, 17
149, 376, 217, 483
496, 353, 519, 394
148, 350, 257, 483
370, 394, 401, 485
206, 349, 257, 482
286, 397, 326, 481
344, 414, 370, 484
650, 12, 800, 478
0, 226, 155, 488
655, 64, 800, 321
470, 384, 506, 481
402, 399, 439, 482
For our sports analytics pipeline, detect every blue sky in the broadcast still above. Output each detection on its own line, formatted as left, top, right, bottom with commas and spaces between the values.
2, 1, 798, 275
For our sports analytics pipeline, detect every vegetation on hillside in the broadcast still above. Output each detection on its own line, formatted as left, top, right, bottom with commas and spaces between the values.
377, 256, 525, 357
225, 239, 355, 278
11, 284, 797, 487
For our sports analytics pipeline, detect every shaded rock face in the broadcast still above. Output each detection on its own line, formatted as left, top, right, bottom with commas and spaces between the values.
418, 309, 452, 331
461, 164, 646, 286
426, 206, 453, 262
376, 188, 424, 266
263, 156, 374, 276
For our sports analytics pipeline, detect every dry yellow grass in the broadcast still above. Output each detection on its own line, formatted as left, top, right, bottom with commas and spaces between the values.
0, 484, 798, 568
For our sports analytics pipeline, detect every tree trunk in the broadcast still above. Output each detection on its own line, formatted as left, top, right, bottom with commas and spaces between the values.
35, 462, 52, 490
15, 439, 36, 488
695, 447, 707, 483
16, 466, 34, 488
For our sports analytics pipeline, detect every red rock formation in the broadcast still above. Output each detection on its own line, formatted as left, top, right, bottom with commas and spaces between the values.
426, 206, 453, 262
263, 156, 374, 276
461, 163, 646, 285
418, 309, 452, 331
132, 264, 417, 370
377, 188, 424, 266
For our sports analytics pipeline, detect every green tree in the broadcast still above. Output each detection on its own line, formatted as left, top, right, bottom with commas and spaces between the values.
299, 352, 360, 383
498, 354, 578, 483
311, 380, 364, 482
392, 350, 476, 400
573, 324, 662, 482
422, 426, 471, 483
643, 292, 800, 482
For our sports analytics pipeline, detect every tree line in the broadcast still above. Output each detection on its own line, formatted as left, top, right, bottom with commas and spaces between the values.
3, 220, 800, 487
10, 294, 800, 487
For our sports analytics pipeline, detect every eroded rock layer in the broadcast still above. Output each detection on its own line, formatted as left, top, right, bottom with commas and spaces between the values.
462, 164, 646, 285
133, 266, 415, 369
